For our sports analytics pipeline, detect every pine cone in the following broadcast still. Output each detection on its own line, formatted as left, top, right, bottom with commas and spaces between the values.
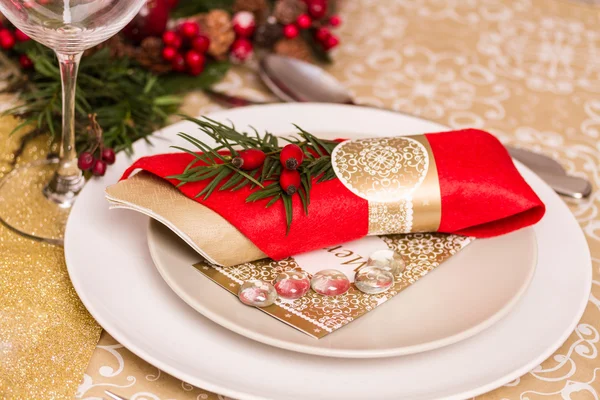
83, 35, 136, 59
198, 10, 236, 60
273, 0, 306, 25
134, 37, 172, 75
274, 38, 313, 62
254, 16, 283, 48
233, 0, 268, 21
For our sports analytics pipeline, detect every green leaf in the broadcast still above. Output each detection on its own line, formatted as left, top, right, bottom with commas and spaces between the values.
225, 165, 264, 188
265, 158, 281, 180
245, 183, 281, 202
282, 194, 293, 234
265, 194, 281, 208
160, 62, 231, 94
219, 172, 245, 191
298, 187, 309, 215
300, 29, 333, 64
197, 167, 231, 199
170, 0, 235, 18
261, 157, 273, 182
154, 95, 182, 106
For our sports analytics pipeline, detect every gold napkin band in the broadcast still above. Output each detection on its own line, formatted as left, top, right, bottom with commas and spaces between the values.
331, 135, 441, 234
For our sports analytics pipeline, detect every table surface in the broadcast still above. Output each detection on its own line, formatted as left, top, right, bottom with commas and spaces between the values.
1, 0, 600, 399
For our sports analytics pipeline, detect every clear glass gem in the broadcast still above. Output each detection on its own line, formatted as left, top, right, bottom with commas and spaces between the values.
310, 269, 351, 296
274, 271, 311, 300
354, 266, 395, 295
238, 280, 277, 307
367, 249, 406, 276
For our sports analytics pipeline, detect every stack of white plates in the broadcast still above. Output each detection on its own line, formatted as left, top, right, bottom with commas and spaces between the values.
65, 104, 591, 400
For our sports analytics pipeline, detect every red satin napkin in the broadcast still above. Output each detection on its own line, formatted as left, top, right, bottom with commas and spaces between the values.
121, 129, 545, 260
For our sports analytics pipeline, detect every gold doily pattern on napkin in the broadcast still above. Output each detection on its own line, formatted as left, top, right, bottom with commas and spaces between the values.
332, 135, 442, 234
196, 233, 471, 338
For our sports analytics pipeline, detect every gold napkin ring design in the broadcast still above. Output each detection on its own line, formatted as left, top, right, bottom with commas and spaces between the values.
331, 136, 442, 234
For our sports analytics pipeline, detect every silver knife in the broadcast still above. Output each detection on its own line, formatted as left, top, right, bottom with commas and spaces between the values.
507, 146, 592, 199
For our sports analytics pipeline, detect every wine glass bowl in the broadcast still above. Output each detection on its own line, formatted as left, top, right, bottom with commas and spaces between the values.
0, 1, 146, 53
0, 0, 146, 244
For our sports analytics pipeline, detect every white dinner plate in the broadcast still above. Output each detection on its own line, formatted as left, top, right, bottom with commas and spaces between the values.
147, 126, 538, 358
66, 104, 591, 400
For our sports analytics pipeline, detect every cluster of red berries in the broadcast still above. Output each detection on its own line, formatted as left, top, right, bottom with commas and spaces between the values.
280, 4, 341, 52
161, 21, 210, 76
0, 21, 34, 69
230, 11, 256, 63
232, 143, 305, 196
77, 147, 116, 177
313, 19, 340, 51
279, 144, 304, 195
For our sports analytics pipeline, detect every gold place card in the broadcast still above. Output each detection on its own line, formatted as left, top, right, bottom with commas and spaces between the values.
195, 232, 473, 339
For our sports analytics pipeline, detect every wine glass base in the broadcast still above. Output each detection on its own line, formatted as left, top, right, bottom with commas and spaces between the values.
0, 160, 82, 245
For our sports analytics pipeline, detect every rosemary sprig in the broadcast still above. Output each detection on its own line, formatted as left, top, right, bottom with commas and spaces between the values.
168, 116, 340, 233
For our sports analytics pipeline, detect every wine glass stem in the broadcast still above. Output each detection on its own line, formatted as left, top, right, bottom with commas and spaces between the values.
43, 51, 85, 207
57, 51, 82, 177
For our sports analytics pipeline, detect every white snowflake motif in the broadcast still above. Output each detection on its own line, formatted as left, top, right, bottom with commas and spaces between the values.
478, 17, 600, 94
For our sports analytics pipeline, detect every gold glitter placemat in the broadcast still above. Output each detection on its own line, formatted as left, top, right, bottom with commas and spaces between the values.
0, 113, 102, 399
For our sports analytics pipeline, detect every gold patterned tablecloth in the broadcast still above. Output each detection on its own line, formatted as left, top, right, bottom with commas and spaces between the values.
1, 0, 600, 399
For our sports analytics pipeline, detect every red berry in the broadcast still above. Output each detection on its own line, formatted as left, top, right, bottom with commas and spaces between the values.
0, 29, 15, 50
229, 38, 253, 63
191, 35, 210, 53
280, 144, 305, 170
19, 54, 33, 69
167, 0, 178, 8
171, 54, 186, 72
307, 0, 327, 19
162, 46, 178, 61
101, 148, 116, 165
314, 27, 330, 42
296, 14, 312, 29
328, 15, 341, 27
122, 0, 170, 42
179, 21, 200, 38
185, 50, 205, 70
283, 24, 299, 39
280, 169, 301, 195
77, 152, 94, 171
232, 149, 266, 171
324, 34, 339, 50
232, 11, 256, 37
188, 64, 205, 76
162, 30, 182, 49
14, 29, 29, 42
92, 159, 107, 177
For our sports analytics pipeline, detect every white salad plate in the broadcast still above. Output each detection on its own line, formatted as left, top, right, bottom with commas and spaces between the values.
147, 139, 537, 358
66, 103, 591, 400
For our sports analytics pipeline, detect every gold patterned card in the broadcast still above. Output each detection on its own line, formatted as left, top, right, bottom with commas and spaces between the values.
195, 233, 473, 339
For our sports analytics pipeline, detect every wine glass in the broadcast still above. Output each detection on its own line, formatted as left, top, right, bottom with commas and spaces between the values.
0, 0, 146, 244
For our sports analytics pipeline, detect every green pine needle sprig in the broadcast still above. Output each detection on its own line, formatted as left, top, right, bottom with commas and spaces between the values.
168, 116, 340, 233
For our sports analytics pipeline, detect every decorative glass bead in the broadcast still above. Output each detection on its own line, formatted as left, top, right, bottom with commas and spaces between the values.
354, 266, 395, 295
274, 271, 311, 300
238, 280, 277, 307
310, 269, 350, 296
367, 249, 406, 276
